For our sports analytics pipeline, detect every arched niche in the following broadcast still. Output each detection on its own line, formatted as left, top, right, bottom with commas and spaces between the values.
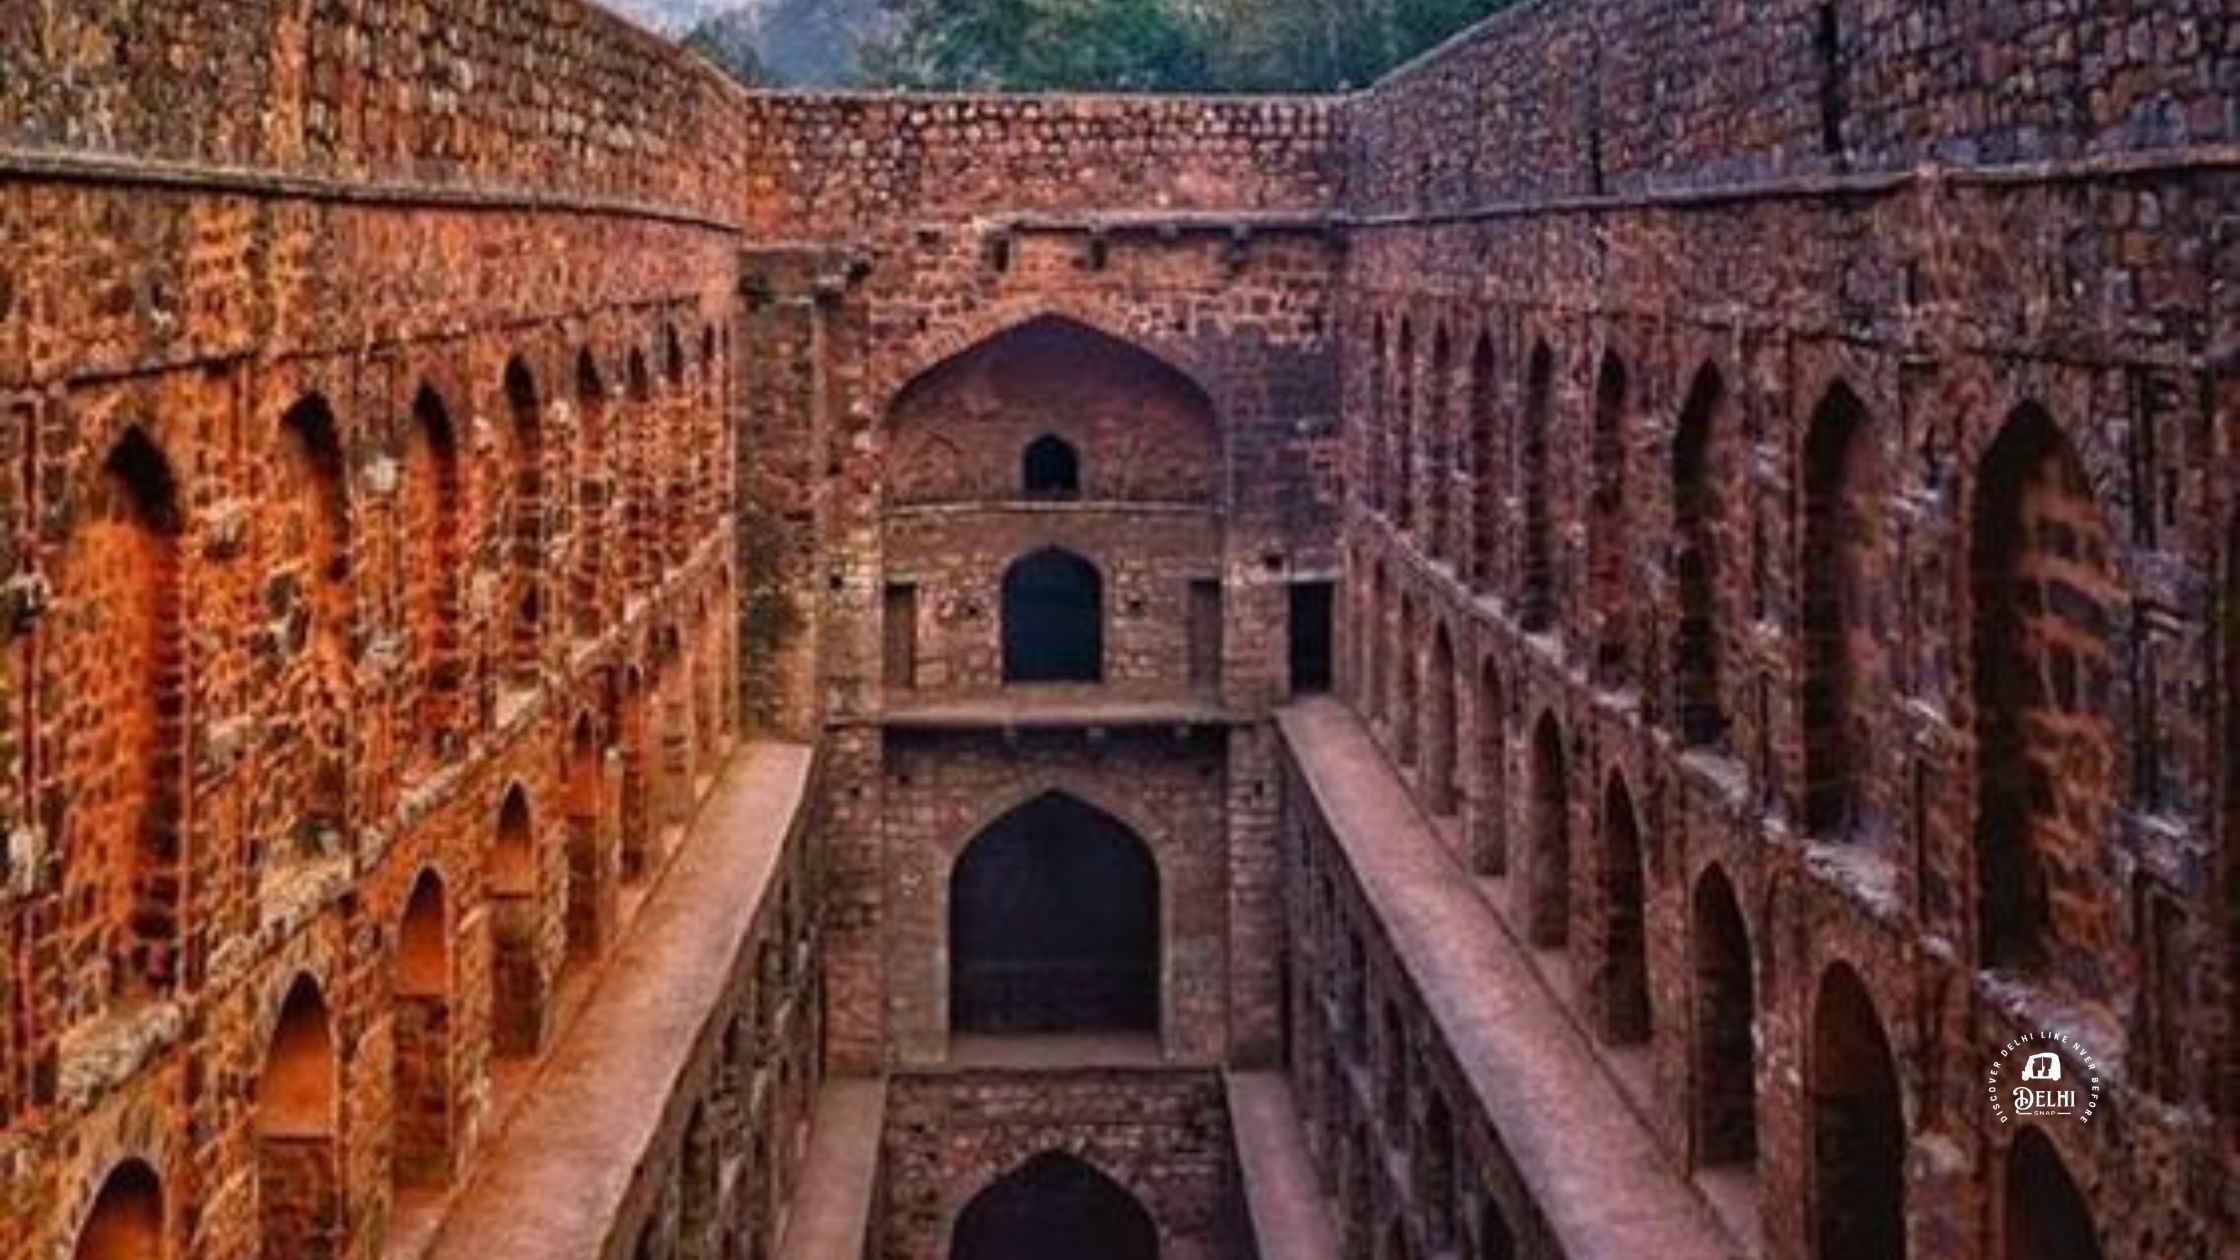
951, 1151, 1158, 1260
1001, 548, 1104, 683
886, 315, 1217, 506
949, 792, 1158, 1035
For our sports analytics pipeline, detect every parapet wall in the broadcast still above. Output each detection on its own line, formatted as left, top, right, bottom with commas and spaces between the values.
1350, 0, 2230, 212
734, 92, 1343, 238
0, 0, 751, 218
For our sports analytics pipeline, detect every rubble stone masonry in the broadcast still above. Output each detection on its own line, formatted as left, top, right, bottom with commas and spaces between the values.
0, 0, 2231, 1258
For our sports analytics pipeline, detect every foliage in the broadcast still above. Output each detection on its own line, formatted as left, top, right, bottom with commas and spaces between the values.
682, 0, 1522, 93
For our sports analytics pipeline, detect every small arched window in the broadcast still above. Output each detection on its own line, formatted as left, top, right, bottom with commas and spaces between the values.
1022, 434, 1081, 500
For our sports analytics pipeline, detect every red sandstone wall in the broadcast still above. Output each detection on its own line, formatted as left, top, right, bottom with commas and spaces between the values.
1316, 1, 2233, 1258
1350, 0, 2230, 212
0, 3, 758, 1258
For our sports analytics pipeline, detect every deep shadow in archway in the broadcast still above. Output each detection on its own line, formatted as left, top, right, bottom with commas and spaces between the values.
952, 1152, 1159, 1260
1002, 548, 1104, 683
951, 793, 1157, 1034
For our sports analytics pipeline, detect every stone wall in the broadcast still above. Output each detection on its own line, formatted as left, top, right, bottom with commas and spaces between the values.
0, 2, 762, 1257
882, 1069, 1242, 1260
1318, 0, 2233, 1257
765, 91, 1347, 1089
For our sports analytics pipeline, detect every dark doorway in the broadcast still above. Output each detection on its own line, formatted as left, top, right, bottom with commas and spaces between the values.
1289, 581, 1334, 693
1022, 434, 1081, 499
1811, 963, 1905, 1260
951, 793, 1158, 1033
1001, 548, 1103, 682
952, 1152, 1159, 1260
2003, 1128, 2101, 1260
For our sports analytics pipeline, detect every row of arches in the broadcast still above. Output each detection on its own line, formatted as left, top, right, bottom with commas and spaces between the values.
66, 609, 735, 1260
1356, 376, 2133, 1003
48, 324, 725, 1027
1290, 796, 2108, 1260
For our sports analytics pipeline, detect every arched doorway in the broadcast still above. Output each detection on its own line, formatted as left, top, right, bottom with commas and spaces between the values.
403, 385, 464, 768
1691, 867, 1756, 1169
1671, 364, 1726, 746
1595, 776, 1650, 1045
1472, 658, 1508, 875
564, 713, 607, 967
950, 793, 1157, 1034
2003, 1128, 2101, 1260
1800, 382, 1877, 839
1518, 342, 1555, 631
75, 1159, 164, 1260
951, 1152, 1158, 1260
1811, 963, 1905, 1260
489, 785, 545, 1057
1425, 625, 1459, 815
1588, 350, 1630, 681
64, 426, 187, 1003
1524, 715, 1570, 949
1001, 548, 1104, 683
256, 975, 341, 1260
393, 872, 454, 1188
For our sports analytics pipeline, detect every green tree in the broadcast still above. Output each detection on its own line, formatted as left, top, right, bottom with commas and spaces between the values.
866, 0, 1214, 91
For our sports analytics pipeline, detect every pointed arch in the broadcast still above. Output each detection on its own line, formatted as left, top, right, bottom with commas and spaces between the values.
75, 1158, 164, 1260
1588, 350, 1631, 680
1021, 433, 1081, 500
1810, 963, 1905, 1260
951, 1151, 1158, 1260
886, 315, 1216, 506
622, 349, 654, 591
404, 384, 465, 767
1396, 318, 1418, 533
1468, 330, 1501, 592
502, 357, 544, 685
1519, 342, 1556, 630
67, 426, 188, 1000
393, 871, 454, 1188
485, 787, 551, 1053
565, 712, 607, 965
2003, 1128, 2101, 1260
256, 974, 341, 1259
276, 395, 351, 858
1525, 714, 1570, 948
572, 348, 608, 638
1002, 547, 1104, 683
949, 792, 1159, 1034
1971, 404, 2118, 991
1425, 623, 1459, 815
1672, 364, 1727, 746
1801, 381, 1877, 838
1691, 865, 1756, 1167
1595, 774, 1650, 1044
1427, 323, 1455, 562
1472, 657, 1509, 875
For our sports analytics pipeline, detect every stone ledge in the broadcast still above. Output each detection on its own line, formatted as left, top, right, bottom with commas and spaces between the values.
419, 742, 816, 1260
1277, 697, 1744, 1260
1225, 1071, 1342, 1260
773, 1078, 887, 1260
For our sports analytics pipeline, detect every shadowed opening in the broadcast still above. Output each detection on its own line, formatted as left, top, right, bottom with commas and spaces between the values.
951, 1152, 1158, 1260
75, 1159, 163, 1260
951, 793, 1157, 1034
1001, 547, 1104, 683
